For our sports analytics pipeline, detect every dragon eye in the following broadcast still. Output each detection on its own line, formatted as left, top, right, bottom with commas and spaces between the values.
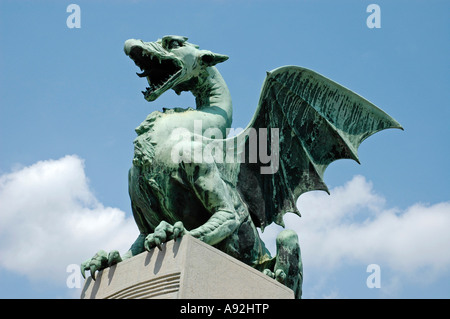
169, 40, 181, 49
161, 36, 188, 50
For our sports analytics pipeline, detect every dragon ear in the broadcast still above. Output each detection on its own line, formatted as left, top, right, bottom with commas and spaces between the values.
199, 50, 229, 66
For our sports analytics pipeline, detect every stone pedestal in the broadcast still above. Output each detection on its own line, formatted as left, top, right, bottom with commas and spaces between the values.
81, 234, 294, 299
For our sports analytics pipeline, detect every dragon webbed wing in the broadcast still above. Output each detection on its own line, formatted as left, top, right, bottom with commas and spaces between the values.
234, 66, 403, 230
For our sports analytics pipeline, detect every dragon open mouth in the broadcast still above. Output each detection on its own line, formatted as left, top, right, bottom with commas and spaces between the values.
128, 46, 182, 101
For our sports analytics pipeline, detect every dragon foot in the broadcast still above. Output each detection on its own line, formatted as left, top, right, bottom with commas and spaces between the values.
144, 220, 186, 251
262, 230, 303, 298
263, 268, 287, 284
81, 249, 123, 281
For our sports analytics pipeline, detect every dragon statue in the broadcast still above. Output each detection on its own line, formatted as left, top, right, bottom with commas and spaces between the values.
81, 35, 402, 298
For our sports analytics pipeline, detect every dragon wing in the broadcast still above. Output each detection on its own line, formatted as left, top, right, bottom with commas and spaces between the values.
227, 66, 403, 231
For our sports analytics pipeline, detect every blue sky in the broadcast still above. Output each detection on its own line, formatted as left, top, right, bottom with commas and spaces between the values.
0, 0, 449, 299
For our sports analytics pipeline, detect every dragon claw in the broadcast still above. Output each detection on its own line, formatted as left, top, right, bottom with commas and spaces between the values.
144, 237, 151, 252
90, 265, 98, 281
263, 269, 274, 278
173, 221, 185, 241
144, 232, 164, 251
144, 221, 187, 250
275, 269, 286, 284
107, 250, 123, 266
154, 236, 163, 251
81, 260, 89, 279
80, 249, 113, 281
263, 268, 286, 284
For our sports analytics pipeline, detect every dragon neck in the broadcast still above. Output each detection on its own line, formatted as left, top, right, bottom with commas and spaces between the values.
189, 66, 233, 130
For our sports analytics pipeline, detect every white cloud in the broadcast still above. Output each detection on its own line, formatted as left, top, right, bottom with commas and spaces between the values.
260, 175, 450, 297
0, 155, 139, 286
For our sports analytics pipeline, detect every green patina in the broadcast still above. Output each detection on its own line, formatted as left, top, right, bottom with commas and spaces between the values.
81, 36, 402, 299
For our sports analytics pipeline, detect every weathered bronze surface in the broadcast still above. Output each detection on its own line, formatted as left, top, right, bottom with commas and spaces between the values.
81, 36, 402, 298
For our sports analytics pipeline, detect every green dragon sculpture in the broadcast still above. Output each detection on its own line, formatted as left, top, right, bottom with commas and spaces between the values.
81, 35, 402, 299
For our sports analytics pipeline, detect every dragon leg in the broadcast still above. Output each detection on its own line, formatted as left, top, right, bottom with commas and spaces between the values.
264, 229, 303, 298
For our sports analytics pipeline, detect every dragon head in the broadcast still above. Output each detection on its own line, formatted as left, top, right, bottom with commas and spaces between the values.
124, 35, 229, 101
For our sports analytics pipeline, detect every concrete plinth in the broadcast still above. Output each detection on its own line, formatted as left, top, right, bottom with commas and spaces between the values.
81, 234, 294, 299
